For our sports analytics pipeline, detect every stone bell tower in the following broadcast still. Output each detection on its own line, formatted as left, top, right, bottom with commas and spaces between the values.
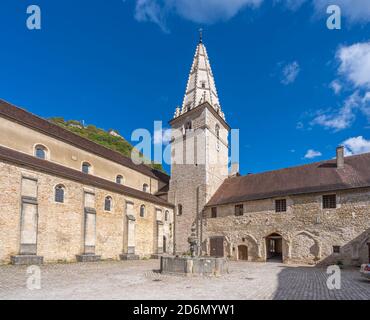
168, 32, 230, 254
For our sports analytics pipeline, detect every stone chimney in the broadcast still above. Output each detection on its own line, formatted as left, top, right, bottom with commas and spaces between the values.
336, 146, 344, 169
230, 162, 240, 177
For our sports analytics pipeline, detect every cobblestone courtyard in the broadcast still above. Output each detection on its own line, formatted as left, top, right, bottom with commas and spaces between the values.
0, 260, 369, 300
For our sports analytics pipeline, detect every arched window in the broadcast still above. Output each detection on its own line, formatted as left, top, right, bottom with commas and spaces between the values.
140, 205, 146, 218
82, 162, 91, 174
165, 210, 169, 222
54, 185, 65, 203
177, 204, 183, 216
215, 124, 220, 139
35, 145, 47, 160
215, 124, 220, 151
104, 196, 112, 211
116, 175, 124, 184
143, 184, 149, 193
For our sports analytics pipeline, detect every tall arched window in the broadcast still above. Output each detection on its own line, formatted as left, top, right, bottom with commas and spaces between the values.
82, 162, 91, 174
35, 145, 47, 159
215, 124, 220, 139
165, 210, 169, 222
177, 204, 183, 216
143, 184, 149, 193
104, 196, 112, 211
140, 205, 146, 218
215, 124, 220, 151
54, 185, 65, 203
116, 175, 124, 184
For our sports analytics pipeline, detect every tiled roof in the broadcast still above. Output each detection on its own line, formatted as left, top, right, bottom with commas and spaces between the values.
0, 145, 174, 208
0, 99, 170, 182
207, 153, 370, 207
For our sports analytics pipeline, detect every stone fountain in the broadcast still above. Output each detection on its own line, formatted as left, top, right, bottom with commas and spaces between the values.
160, 224, 228, 276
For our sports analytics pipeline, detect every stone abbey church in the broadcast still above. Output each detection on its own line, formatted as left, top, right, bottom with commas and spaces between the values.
0, 38, 370, 266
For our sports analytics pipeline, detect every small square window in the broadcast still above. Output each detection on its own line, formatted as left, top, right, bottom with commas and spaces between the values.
323, 194, 336, 209
333, 246, 341, 254
235, 204, 243, 216
211, 207, 217, 218
275, 199, 287, 213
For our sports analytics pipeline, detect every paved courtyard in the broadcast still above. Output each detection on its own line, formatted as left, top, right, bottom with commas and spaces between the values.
0, 260, 369, 300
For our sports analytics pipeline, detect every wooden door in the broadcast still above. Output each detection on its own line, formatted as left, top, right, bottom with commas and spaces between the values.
238, 245, 248, 261
210, 237, 224, 257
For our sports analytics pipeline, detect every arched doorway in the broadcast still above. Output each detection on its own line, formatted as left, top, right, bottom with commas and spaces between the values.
163, 236, 167, 253
266, 233, 283, 262
238, 245, 248, 261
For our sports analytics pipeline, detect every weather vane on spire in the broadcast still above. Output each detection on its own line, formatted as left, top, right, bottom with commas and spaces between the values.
199, 28, 203, 43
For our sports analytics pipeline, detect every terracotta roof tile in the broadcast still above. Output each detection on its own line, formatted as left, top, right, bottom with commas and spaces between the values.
207, 153, 370, 207
0, 145, 174, 208
0, 99, 169, 182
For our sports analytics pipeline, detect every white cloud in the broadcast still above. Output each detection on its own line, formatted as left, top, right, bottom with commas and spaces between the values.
337, 41, 370, 89
134, 0, 169, 32
330, 80, 342, 95
296, 121, 304, 129
154, 128, 172, 144
311, 91, 361, 131
171, 0, 262, 23
281, 61, 300, 85
342, 136, 370, 156
131, 0, 370, 31
133, 0, 262, 30
304, 149, 322, 159
309, 41, 370, 131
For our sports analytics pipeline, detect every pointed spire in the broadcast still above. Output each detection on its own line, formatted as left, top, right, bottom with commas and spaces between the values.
175, 31, 225, 120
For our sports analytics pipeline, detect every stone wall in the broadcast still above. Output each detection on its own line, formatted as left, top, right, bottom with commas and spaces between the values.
203, 189, 370, 266
0, 160, 174, 264
169, 105, 229, 254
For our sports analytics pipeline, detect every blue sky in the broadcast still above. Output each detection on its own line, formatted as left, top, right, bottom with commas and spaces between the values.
1, 0, 370, 174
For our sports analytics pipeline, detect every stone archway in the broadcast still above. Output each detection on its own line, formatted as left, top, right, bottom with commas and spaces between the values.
231, 233, 260, 261
265, 233, 283, 262
290, 230, 321, 264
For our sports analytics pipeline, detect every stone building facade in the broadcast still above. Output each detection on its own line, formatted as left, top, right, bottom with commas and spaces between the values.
0, 100, 174, 265
167, 37, 370, 266
0, 36, 369, 266
203, 187, 370, 266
